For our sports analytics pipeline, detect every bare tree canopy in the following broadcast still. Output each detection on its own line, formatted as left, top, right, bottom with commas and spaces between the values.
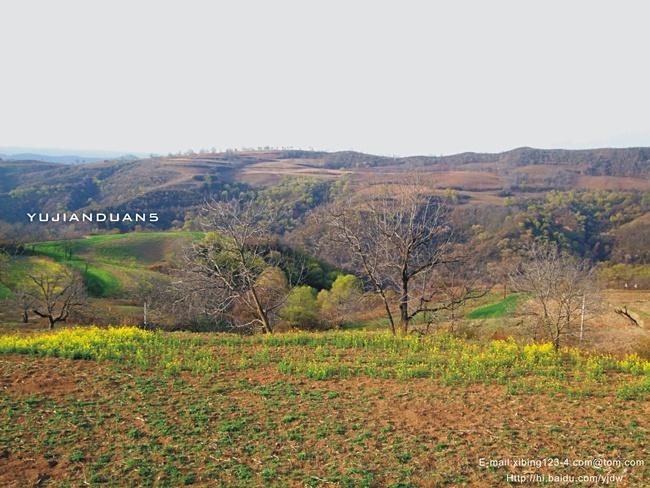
509, 241, 599, 350
327, 182, 485, 334
179, 199, 297, 333
27, 268, 87, 329
12, 288, 36, 323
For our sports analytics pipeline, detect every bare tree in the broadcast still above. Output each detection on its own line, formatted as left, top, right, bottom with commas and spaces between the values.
433, 253, 488, 332
12, 287, 36, 323
180, 199, 296, 333
509, 241, 598, 350
327, 182, 484, 335
133, 274, 170, 328
28, 268, 87, 329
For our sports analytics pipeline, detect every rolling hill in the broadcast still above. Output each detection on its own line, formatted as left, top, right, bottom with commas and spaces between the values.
1, 146, 650, 231
24, 231, 203, 297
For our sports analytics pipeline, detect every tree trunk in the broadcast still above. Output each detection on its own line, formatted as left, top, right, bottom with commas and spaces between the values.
48, 317, 55, 329
378, 291, 396, 336
399, 272, 409, 335
552, 333, 560, 351
579, 293, 585, 342
22, 310, 28, 323
398, 310, 409, 335
250, 285, 273, 334
260, 314, 272, 334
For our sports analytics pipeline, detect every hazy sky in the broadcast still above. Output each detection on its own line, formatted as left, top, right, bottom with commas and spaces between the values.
2, 0, 650, 156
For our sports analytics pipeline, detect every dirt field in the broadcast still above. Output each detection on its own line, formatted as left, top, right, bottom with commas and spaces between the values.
1, 330, 648, 487
237, 159, 349, 186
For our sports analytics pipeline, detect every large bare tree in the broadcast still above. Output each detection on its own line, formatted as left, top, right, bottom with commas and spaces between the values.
509, 241, 598, 350
28, 268, 86, 329
180, 199, 296, 333
327, 182, 484, 335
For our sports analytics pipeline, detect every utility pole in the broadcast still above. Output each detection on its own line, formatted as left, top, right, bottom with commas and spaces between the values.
579, 293, 586, 342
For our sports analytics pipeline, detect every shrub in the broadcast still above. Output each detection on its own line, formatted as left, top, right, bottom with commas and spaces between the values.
281, 286, 321, 329
317, 274, 363, 327
634, 337, 650, 361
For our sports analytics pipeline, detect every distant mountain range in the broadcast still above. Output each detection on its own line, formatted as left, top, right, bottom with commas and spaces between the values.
0, 147, 145, 164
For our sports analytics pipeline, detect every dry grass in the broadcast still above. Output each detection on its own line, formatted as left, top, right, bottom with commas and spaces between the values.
237, 159, 349, 186
576, 175, 650, 191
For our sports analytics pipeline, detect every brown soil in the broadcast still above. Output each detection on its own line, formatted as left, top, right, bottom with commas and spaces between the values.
1, 354, 648, 487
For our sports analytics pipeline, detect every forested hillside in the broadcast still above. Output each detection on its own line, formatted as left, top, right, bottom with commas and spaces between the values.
2, 146, 650, 234
1, 146, 650, 347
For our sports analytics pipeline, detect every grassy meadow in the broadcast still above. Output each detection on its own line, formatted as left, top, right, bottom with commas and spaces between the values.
1, 327, 649, 487
25, 232, 203, 298
465, 294, 521, 320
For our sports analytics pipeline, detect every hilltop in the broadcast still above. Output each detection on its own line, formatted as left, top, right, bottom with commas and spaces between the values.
1, 146, 650, 233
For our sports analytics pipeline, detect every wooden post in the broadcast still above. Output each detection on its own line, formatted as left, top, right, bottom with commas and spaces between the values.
579, 293, 585, 342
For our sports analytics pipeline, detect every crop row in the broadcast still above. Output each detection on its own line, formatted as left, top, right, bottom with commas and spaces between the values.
1, 327, 649, 399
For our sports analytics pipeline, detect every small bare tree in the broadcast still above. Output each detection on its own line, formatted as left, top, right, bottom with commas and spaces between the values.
160, 274, 230, 329
433, 253, 488, 332
12, 287, 36, 323
133, 274, 171, 328
509, 241, 598, 350
28, 268, 87, 329
180, 199, 296, 333
327, 182, 484, 335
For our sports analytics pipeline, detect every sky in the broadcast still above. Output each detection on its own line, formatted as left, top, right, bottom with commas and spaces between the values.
2, 0, 650, 157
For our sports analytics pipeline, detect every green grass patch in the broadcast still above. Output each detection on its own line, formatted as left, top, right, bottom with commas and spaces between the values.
31, 231, 203, 266
1, 253, 122, 298
2, 256, 66, 291
87, 232, 203, 264
0, 282, 13, 299
26, 231, 204, 297
68, 262, 122, 297
466, 293, 521, 319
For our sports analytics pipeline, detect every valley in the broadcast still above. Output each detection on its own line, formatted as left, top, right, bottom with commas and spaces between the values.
1, 147, 650, 487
